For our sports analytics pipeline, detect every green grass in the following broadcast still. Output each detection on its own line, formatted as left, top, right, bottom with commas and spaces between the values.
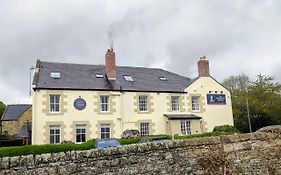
0, 139, 95, 158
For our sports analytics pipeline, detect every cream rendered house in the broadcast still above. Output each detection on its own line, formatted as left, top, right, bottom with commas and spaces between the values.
31, 48, 233, 145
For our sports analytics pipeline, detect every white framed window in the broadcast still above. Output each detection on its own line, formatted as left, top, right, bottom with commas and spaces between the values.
100, 96, 110, 112
76, 124, 86, 143
140, 123, 150, 137
139, 96, 148, 112
181, 120, 191, 135
171, 96, 180, 111
100, 124, 110, 139
192, 96, 200, 111
50, 125, 60, 144
50, 95, 60, 112
124, 75, 134, 82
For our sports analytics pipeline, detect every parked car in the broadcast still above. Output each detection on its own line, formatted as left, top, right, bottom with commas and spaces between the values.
140, 136, 170, 143
96, 139, 121, 149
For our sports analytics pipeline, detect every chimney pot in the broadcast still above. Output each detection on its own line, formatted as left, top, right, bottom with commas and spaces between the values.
105, 48, 116, 80
198, 56, 210, 77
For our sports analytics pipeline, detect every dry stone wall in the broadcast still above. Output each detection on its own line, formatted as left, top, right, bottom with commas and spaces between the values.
0, 128, 280, 175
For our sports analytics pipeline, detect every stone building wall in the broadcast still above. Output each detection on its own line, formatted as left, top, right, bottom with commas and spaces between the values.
1, 107, 32, 135
0, 128, 280, 175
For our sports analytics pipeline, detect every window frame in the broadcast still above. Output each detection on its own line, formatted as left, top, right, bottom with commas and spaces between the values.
100, 124, 111, 139
124, 75, 134, 82
100, 96, 110, 112
139, 96, 148, 112
50, 95, 60, 113
171, 96, 180, 111
181, 120, 191, 135
76, 124, 86, 143
140, 123, 150, 137
49, 125, 60, 144
191, 96, 200, 112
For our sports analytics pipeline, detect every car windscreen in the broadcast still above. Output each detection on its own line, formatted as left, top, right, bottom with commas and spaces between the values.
96, 140, 120, 148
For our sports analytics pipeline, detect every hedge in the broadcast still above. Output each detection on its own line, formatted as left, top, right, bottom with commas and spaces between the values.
213, 125, 239, 133
174, 131, 234, 139
119, 134, 172, 145
0, 139, 95, 158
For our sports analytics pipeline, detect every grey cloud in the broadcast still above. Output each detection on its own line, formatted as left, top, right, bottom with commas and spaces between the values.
0, 0, 281, 104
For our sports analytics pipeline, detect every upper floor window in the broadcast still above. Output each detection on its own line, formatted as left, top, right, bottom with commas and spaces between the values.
171, 96, 180, 111
192, 96, 200, 111
76, 124, 86, 143
140, 123, 150, 137
100, 96, 110, 112
124, 75, 134, 82
100, 124, 110, 139
50, 95, 60, 112
50, 125, 60, 144
139, 96, 148, 112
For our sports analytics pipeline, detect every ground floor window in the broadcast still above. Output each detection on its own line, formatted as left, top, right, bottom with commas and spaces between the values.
50, 125, 60, 144
76, 124, 86, 143
140, 123, 150, 137
181, 120, 191, 135
100, 124, 110, 139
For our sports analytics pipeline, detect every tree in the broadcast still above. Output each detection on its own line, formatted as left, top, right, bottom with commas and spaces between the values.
0, 102, 5, 119
0, 101, 6, 136
222, 74, 281, 133
222, 73, 250, 94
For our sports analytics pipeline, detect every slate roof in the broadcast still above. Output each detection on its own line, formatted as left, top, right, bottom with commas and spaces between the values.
34, 61, 192, 93
17, 123, 32, 138
1, 104, 31, 121
164, 114, 202, 120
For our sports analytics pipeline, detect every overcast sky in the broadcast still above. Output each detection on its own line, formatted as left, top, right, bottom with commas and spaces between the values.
1, 0, 281, 104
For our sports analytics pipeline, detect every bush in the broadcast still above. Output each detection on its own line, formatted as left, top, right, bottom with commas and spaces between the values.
0, 139, 95, 158
119, 134, 172, 145
119, 137, 141, 145
121, 129, 140, 139
174, 132, 233, 140
213, 125, 239, 133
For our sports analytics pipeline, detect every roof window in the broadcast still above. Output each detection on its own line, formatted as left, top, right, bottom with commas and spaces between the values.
95, 73, 104, 78
124, 75, 134, 82
159, 77, 168, 81
50, 72, 61, 79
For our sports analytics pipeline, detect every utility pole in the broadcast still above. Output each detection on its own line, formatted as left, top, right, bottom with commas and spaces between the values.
245, 91, 252, 132
29, 66, 35, 96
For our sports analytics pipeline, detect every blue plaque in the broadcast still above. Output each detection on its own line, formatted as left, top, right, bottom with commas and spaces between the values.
207, 94, 226, 105
74, 98, 86, 110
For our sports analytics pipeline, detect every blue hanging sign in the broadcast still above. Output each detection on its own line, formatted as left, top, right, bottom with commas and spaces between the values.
207, 94, 226, 105
74, 98, 86, 110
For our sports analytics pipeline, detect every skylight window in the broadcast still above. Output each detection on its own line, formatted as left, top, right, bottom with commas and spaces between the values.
124, 75, 134, 82
50, 72, 61, 79
95, 73, 104, 78
159, 77, 168, 81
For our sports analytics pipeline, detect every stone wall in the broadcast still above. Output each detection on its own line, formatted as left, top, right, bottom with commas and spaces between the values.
1, 128, 280, 175
2, 107, 32, 135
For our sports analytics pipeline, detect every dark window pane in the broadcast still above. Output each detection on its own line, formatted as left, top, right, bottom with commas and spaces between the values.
81, 134, 86, 142
50, 136, 54, 144
50, 129, 54, 135
55, 135, 60, 143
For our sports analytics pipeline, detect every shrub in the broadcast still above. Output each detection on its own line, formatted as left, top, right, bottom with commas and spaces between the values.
213, 125, 239, 133
119, 134, 172, 145
119, 137, 141, 145
174, 132, 233, 140
0, 139, 95, 158
121, 129, 140, 139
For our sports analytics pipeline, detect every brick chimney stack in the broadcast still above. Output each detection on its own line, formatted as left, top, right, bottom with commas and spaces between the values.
105, 48, 116, 80
197, 56, 210, 77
